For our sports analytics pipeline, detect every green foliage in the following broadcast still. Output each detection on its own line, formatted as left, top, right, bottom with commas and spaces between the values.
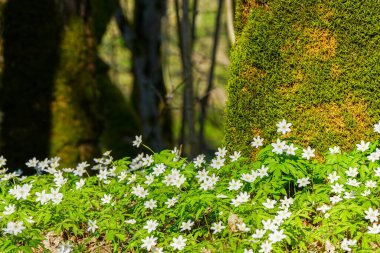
225, 0, 380, 158
2, 135, 380, 252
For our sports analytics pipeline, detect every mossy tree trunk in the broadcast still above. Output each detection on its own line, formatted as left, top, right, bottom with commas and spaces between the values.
51, 0, 117, 167
225, 0, 380, 157
1, 0, 61, 173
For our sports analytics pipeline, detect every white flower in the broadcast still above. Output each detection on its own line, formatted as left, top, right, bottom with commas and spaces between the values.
316, 205, 331, 213
165, 196, 178, 208
231, 192, 250, 206
244, 249, 253, 253
241, 172, 257, 183
368, 223, 380, 234
251, 229, 266, 239
211, 221, 225, 234
374, 120, 380, 133
26, 157, 38, 168
216, 147, 227, 158
271, 139, 287, 154
9, 184, 32, 200
302, 146, 315, 160
125, 219, 136, 224
329, 146, 340, 155
50, 188, 63, 205
76, 179, 86, 189
170, 235, 187, 251
365, 207, 379, 223
346, 167, 358, 177
144, 199, 157, 210
228, 179, 243, 191
276, 119, 292, 135
327, 171, 340, 183
356, 140, 370, 152
368, 150, 380, 162
3, 204, 16, 216
375, 167, 380, 177
142, 154, 154, 167
259, 240, 272, 253
26, 216, 35, 224
101, 194, 112, 205
141, 236, 157, 251
0, 156, 6, 168
180, 220, 194, 232
286, 143, 298, 155
346, 179, 360, 187
362, 189, 371, 197
35, 190, 51, 205
57, 241, 73, 253
230, 151, 241, 162
133, 135, 143, 148
297, 177, 310, 187
144, 219, 159, 233
152, 163, 166, 176
331, 183, 344, 194
145, 175, 155, 185
2, 221, 25, 235
268, 229, 286, 243
193, 154, 205, 168
152, 247, 164, 253
330, 195, 342, 204
251, 136, 264, 148
87, 220, 98, 233
279, 196, 293, 209
196, 169, 209, 182
343, 191, 355, 199
262, 199, 276, 209
340, 238, 356, 252
257, 166, 269, 178
365, 180, 377, 188
132, 184, 149, 198
210, 156, 225, 170
262, 219, 278, 232
236, 222, 250, 232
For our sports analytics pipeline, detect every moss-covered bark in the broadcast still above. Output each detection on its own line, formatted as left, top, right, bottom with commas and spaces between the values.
0, 0, 61, 172
50, 0, 119, 167
225, 0, 380, 157
50, 16, 103, 167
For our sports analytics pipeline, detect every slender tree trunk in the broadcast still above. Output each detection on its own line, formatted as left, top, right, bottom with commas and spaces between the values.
178, 0, 198, 158
199, 0, 223, 153
116, 0, 172, 151
226, 0, 235, 44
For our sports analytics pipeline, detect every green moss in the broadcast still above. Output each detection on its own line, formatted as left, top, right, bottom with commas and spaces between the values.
225, 0, 380, 157
51, 18, 102, 167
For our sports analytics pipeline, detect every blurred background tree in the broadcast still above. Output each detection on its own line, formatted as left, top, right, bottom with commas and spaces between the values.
0, 0, 232, 173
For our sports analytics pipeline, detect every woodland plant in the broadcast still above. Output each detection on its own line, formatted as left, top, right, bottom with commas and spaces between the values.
2, 120, 380, 252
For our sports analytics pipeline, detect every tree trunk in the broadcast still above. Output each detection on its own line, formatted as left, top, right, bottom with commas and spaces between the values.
49, 0, 104, 167
177, 0, 198, 158
225, 0, 380, 158
117, 0, 173, 151
1, 0, 61, 173
199, 0, 223, 153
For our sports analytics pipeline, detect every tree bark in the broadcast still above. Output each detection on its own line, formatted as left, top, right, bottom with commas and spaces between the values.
198, 0, 223, 153
178, 0, 198, 158
116, 0, 172, 151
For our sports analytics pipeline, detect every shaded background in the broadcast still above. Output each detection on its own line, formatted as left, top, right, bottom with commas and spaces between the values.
0, 0, 234, 173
